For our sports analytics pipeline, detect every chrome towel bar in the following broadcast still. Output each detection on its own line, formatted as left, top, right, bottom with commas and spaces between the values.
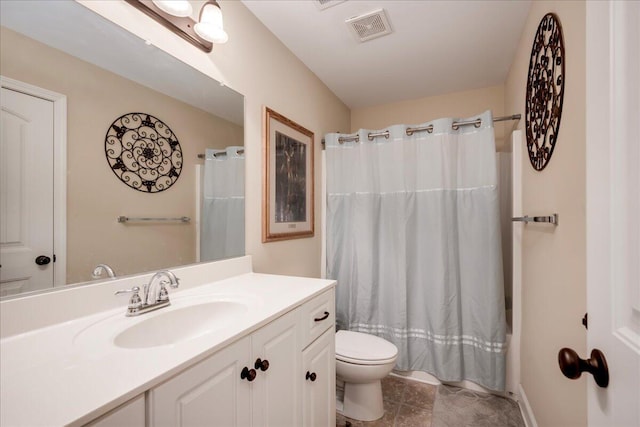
197, 148, 244, 159
512, 214, 558, 226
117, 216, 191, 223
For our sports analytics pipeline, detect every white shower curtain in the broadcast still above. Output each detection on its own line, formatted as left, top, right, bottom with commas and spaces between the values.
201, 147, 245, 262
325, 110, 507, 391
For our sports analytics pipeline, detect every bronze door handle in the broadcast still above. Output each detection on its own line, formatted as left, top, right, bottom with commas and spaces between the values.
558, 348, 609, 388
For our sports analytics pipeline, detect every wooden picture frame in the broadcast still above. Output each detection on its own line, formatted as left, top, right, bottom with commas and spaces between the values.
262, 107, 314, 242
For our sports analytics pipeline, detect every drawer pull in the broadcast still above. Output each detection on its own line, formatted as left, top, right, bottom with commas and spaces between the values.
314, 311, 330, 322
305, 371, 317, 382
241, 367, 257, 382
255, 358, 270, 372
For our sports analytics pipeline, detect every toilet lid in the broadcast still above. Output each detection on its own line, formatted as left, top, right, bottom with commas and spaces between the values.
335, 330, 398, 364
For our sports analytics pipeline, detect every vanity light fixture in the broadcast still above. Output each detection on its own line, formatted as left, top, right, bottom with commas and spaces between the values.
151, 0, 192, 17
194, 1, 229, 44
124, 0, 229, 53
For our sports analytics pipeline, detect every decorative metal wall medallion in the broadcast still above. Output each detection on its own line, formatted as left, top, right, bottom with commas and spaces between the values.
105, 113, 182, 193
525, 13, 565, 171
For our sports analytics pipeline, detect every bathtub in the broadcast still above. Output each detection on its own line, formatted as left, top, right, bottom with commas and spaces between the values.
390, 325, 518, 398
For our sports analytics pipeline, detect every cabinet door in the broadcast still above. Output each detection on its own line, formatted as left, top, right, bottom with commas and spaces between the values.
86, 394, 145, 427
149, 337, 252, 427
302, 329, 335, 427
251, 310, 301, 427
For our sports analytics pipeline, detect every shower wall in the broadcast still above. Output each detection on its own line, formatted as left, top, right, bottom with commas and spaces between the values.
496, 152, 513, 329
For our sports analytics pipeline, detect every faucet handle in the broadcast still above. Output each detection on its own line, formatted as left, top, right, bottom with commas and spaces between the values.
114, 286, 141, 296
115, 286, 143, 312
158, 282, 170, 302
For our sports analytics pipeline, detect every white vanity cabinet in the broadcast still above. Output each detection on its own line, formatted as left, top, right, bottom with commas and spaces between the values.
148, 288, 335, 427
0, 256, 337, 427
300, 287, 336, 426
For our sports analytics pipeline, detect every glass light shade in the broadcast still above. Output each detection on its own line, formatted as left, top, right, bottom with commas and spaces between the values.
152, 0, 193, 18
194, 1, 228, 44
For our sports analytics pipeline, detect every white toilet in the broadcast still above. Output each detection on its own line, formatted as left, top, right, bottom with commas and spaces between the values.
335, 330, 399, 421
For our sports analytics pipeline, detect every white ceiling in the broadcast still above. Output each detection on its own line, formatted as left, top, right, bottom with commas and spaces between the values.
241, 0, 531, 109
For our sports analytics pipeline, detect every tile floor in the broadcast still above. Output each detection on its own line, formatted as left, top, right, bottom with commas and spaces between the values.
336, 375, 525, 427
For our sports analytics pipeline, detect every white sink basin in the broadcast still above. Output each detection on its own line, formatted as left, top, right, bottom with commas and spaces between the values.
72, 294, 258, 351
114, 301, 248, 349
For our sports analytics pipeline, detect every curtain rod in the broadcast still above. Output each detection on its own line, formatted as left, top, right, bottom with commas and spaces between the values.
322, 114, 521, 146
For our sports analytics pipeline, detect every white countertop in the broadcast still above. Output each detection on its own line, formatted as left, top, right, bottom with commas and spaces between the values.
0, 272, 335, 426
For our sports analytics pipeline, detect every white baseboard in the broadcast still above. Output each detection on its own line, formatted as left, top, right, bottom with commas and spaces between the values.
517, 384, 538, 427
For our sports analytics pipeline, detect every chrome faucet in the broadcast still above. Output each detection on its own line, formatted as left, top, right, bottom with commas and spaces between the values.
115, 270, 180, 316
143, 270, 180, 305
92, 264, 116, 279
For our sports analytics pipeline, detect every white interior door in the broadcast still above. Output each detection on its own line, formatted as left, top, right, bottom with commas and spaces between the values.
586, 1, 640, 426
0, 87, 54, 296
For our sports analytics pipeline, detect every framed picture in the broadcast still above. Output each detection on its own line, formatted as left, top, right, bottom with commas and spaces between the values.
262, 107, 314, 242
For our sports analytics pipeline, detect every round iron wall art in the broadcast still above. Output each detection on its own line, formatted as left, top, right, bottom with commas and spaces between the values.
105, 112, 182, 193
525, 13, 565, 171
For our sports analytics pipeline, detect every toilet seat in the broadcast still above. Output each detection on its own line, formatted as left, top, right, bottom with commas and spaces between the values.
336, 353, 398, 365
335, 330, 398, 365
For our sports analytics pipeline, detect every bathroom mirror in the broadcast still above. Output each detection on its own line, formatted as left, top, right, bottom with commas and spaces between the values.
0, 0, 244, 298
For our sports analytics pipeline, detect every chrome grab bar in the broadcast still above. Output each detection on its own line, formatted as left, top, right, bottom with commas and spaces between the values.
512, 214, 558, 226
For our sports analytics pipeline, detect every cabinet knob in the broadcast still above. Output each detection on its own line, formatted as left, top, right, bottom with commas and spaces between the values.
305, 371, 317, 382
241, 367, 257, 382
558, 348, 609, 388
254, 358, 270, 372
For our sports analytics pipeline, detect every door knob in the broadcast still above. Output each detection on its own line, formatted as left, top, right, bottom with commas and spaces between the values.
558, 348, 609, 388
35, 255, 51, 266
305, 371, 316, 382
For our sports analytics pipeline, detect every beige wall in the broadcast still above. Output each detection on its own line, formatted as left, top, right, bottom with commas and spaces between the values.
209, 1, 351, 277
350, 85, 510, 150
80, 0, 351, 278
1, 27, 243, 283
505, 2, 587, 426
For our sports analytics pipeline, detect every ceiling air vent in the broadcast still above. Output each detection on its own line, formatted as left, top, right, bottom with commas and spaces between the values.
345, 9, 392, 42
313, 0, 346, 11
